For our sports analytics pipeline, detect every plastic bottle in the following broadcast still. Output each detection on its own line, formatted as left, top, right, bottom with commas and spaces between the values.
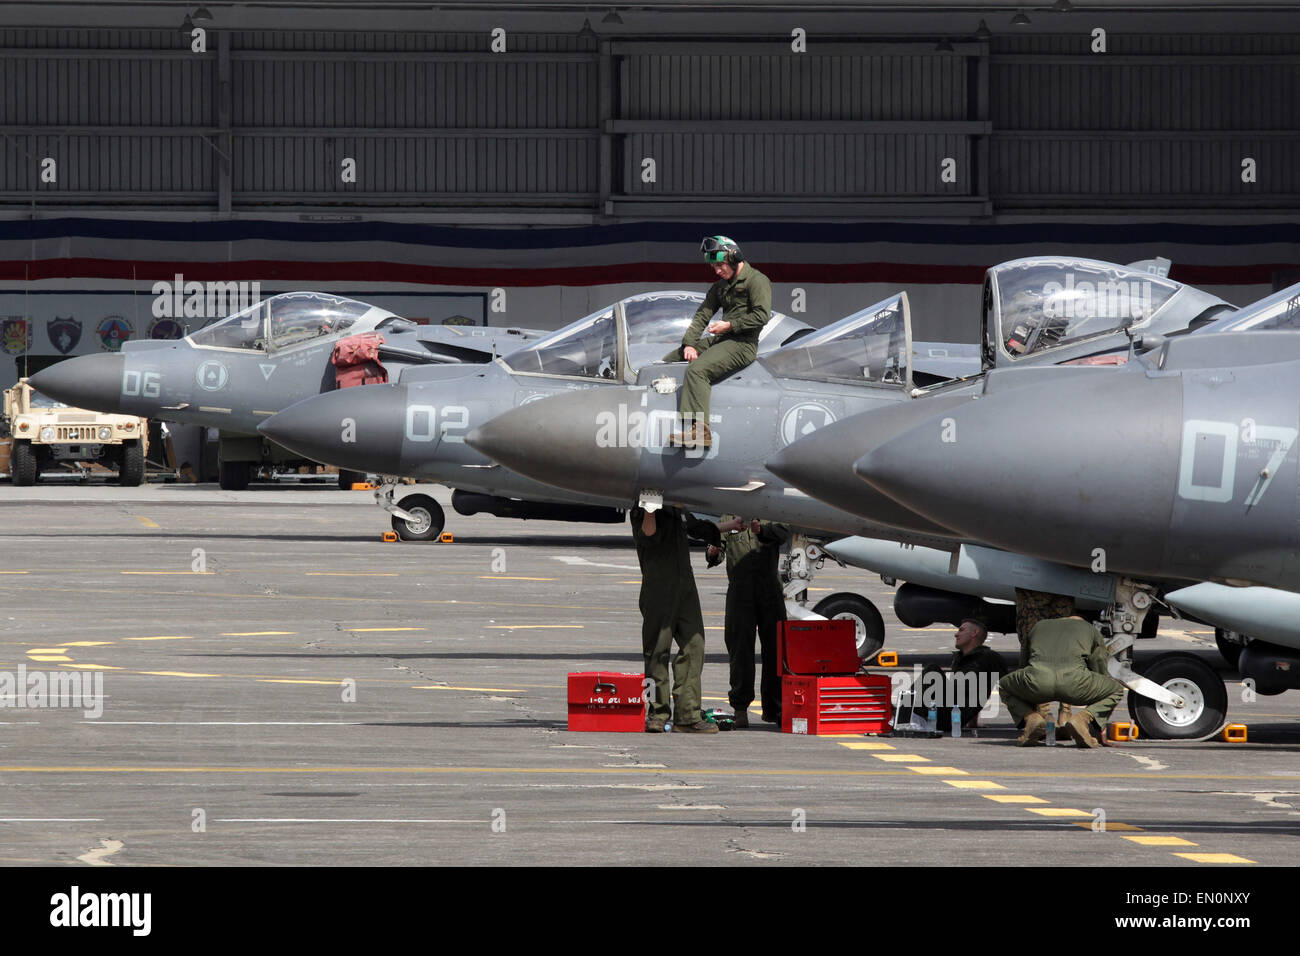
1046, 719, 1056, 746
926, 707, 938, 735
663, 720, 673, 733
950, 706, 962, 738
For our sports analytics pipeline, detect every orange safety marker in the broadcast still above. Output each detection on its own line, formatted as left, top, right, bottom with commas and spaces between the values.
439, 532, 455, 543
381, 531, 398, 542
875, 650, 899, 667
351, 482, 376, 490
1107, 721, 1138, 742
1222, 724, 1247, 742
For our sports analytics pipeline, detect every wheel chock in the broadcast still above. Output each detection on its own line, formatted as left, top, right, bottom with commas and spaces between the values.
381, 531, 398, 542
1222, 724, 1247, 743
351, 482, 376, 491
439, 532, 454, 543
876, 651, 898, 667
1107, 721, 1138, 742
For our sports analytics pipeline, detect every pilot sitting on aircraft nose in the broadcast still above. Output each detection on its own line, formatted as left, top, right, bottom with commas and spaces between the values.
664, 236, 772, 449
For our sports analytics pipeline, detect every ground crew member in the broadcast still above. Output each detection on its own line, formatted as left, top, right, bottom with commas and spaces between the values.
630, 505, 722, 734
706, 515, 789, 728
999, 613, 1125, 748
664, 236, 772, 449
1014, 587, 1077, 727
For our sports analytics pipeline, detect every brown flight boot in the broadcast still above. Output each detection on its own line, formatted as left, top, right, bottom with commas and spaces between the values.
666, 422, 713, 449
674, 719, 720, 734
645, 717, 667, 733
1064, 712, 1102, 749
1016, 712, 1047, 747
1057, 702, 1073, 725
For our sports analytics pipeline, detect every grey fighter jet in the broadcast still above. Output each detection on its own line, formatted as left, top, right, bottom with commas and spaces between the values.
256, 292, 812, 539
27, 291, 544, 489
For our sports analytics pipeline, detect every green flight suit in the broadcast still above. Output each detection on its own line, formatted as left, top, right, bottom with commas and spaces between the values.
630, 506, 721, 725
998, 617, 1125, 727
716, 515, 789, 718
662, 264, 772, 428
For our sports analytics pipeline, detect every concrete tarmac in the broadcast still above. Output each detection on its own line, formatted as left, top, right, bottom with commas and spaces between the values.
0, 483, 1296, 867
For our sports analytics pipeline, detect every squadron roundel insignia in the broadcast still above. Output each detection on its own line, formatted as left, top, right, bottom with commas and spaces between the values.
196, 360, 230, 391
96, 315, 133, 352
148, 317, 186, 340
1, 317, 31, 356
780, 402, 837, 446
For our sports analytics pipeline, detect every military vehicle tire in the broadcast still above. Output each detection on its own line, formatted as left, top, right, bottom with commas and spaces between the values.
118, 441, 144, 487
1128, 652, 1228, 740
812, 592, 885, 660
338, 469, 365, 490
11, 440, 37, 486
1214, 629, 1245, 669
219, 459, 251, 491
392, 494, 445, 541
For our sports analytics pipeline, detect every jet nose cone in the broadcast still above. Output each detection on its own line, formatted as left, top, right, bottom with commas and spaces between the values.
259, 385, 408, 473
27, 353, 125, 413
466, 389, 640, 501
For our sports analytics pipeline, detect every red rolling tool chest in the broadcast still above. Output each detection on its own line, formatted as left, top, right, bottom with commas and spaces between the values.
779, 620, 893, 735
567, 671, 646, 732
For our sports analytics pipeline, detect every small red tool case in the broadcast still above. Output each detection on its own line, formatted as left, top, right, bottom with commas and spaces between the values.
567, 671, 646, 732
779, 620, 893, 735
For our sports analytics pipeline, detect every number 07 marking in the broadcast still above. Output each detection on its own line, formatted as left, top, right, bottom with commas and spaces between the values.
1177, 419, 1297, 506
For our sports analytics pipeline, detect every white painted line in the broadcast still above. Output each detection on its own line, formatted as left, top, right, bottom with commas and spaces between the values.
215, 818, 485, 824
89, 721, 366, 726
0, 818, 105, 822
77, 838, 124, 866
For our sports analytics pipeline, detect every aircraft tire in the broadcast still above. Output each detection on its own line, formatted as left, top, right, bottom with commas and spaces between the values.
392, 494, 445, 542
11, 440, 37, 486
118, 441, 144, 487
1128, 652, 1228, 740
812, 592, 885, 660
218, 459, 251, 491
1214, 629, 1245, 669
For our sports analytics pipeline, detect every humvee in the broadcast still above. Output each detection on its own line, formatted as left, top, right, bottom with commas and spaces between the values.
2, 378, 149, 486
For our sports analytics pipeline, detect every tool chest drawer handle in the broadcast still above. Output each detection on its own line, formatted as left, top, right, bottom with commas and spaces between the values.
592, 681, 618, 694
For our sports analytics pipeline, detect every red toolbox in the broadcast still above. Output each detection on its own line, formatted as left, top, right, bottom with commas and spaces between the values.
567, 671, 646, 732
779, 620, 893, 735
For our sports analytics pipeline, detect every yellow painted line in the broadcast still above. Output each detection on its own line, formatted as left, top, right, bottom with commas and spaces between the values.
27, 648, 69, 654
477, 576, 557, 581
1125, 836, 1197, 846
306, 572, 399, 577
134, 516, 159, 529
349, 627, 427, 633
27, 655, 71, 662
222, 632, 296, 637
1026, 808, 1093, 818
619, 580, 641, 584
139, 671, 220, 678
125, 636, 193, 642
65, 664, 122, 671
837, 741, 895, 750
909, 766, 968, 775
120, 571, 212, 575
872, 753, 929, 763
1073, 822, 1143, 832
257, 679, 344, 686
1174, 853, 1254, 864
944, 780, 1004, 790
411, 685, 526, 693
0, 571, 29, 574
64, 642, 113, 647
984, 795, 1048, 804
486, 625, 583, 630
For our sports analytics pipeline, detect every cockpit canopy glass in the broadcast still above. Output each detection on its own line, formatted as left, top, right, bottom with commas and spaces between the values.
1203, 283, 1300, 333
622, 292, 705, 346
991, 259, 1179, 359
188, 292, 380, 351
760, 294, 909, 388
503, 307, 619, 380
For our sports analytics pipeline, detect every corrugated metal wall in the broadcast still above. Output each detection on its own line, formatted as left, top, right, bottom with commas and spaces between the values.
0, 27, 1295, 216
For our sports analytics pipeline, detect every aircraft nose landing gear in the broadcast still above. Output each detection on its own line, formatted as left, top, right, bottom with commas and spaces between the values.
375, 480, 446, 541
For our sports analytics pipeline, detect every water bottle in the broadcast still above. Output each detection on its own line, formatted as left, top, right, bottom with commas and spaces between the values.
926, 707, 938, 735
1046, 719, 1056, 746
663, 720, 673, 733
950, 706, 961, 738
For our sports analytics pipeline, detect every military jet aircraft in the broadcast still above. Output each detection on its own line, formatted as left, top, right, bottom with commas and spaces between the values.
256, 292, 812, 539
27, 291, 545, 489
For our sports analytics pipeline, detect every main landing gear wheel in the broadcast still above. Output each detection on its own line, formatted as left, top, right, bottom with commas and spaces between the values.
1214, 628, 1245, 669
812, 592, 885, 661
1128, 652, 1228, 740
391, 494, 446, 541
